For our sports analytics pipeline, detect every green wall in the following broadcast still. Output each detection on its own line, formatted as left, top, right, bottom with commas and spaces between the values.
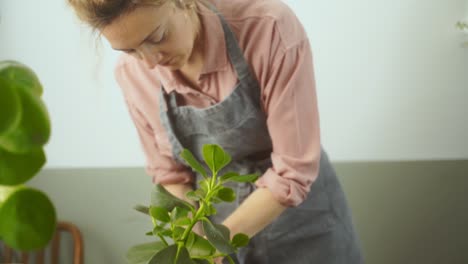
335, 160, 468, 264
25, 160, 468, 263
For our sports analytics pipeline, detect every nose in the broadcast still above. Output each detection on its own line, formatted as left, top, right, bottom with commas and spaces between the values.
138, 45, 164, 69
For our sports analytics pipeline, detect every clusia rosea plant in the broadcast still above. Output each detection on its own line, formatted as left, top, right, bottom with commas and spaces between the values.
126, 144, 260, 264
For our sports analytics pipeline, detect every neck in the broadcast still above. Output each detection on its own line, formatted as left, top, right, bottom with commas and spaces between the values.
188, 11, 204, 64
185, 11, 204, 70
176, 11, 204, 90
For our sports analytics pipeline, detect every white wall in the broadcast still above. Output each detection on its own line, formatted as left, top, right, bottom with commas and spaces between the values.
1, 1, 144, 168
1, 0, 467, 168
285, 0, 468, 161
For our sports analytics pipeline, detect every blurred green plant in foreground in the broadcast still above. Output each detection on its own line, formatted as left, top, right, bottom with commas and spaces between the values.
0, 60, 56, 251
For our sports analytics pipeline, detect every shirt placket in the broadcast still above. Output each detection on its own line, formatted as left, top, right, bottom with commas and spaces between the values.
175, 82, 218, 106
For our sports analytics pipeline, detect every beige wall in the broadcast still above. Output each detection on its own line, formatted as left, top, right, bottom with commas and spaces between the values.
28, 160, 468, 263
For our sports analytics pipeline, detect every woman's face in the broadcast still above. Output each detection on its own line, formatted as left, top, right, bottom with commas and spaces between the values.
102, 1, 200, 70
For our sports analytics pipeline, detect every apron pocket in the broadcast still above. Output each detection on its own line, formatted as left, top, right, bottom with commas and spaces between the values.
265, 173, 336, 240
265, 207, 336, 241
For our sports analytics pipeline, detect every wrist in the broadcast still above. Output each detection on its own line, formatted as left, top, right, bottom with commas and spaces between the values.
161, 183, 196, 206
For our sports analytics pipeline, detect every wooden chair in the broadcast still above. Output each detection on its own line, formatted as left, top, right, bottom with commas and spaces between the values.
0, 221, 84, 264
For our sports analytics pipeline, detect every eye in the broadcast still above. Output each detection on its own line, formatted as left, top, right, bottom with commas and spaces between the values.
148, 28, 167, 44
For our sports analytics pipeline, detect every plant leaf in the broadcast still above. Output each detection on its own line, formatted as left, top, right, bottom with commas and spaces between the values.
173, 226, 186, 241
154, 226, 165, 233
151, 184, 194, 212
174, 217, 191, 227
0, 61, 50, 168
0, 84, 50, 154
211, 196, 223, 204
219, 172, 239, 182
216, 187, 236, 202
195, 189, 206, 199
231, 233, 249, 248
186, 232, 195, 248
202, 144, 231, 174
148, 244, 195, 264
176, 246, 196, 264
186, 191, 200, 201
0, 186, 56, 251
0, 147, 45, 186
225, 174, 260, 183
201, 218, 235, 254
0, 77, 21, 137
148, 245, 177, 264
0, 60, 43, 96
186, 233, 216, 258
171, 207, 190, 221
126, 241, 165, 264
203, 204, 217, 216
193, 260, 210, 264
150, 206, 170, 223
160, 229, 172, 237
198, 179, 210, 194
180, 148, 208, 178
133, 205, 150, 215
171, 207, 191, 226
189, 184, 208, 202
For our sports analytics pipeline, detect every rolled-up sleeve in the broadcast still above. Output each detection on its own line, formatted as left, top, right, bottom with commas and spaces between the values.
255, 38, 321, 207
115, 64, 194, 185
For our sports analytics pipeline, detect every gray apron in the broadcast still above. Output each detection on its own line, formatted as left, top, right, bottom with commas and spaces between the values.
158, 4, 364, 263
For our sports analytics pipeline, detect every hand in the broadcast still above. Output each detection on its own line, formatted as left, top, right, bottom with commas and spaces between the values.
192, 221, 204, 237
214, 256, 224, 264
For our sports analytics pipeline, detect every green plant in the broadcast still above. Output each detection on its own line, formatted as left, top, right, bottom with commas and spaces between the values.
127, 144, 259, 264
456, 21, 468, 31
456, 20, 468, 47
0, 60, 56, 251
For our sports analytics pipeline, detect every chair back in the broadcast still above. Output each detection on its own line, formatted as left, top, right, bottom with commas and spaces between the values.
0, 221, 84, 264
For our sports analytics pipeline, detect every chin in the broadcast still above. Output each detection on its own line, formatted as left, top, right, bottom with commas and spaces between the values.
164, 64, 179, 71
164, 57, 182, 70
173, 57, 190, 71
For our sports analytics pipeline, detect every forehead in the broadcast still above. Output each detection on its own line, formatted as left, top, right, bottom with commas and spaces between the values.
101, 2, 174, 49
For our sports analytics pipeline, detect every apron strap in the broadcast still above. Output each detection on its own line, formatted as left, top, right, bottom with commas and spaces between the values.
205, 3, 253, 83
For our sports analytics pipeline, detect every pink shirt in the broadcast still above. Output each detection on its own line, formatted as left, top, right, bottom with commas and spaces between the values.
114, 0, 321, 207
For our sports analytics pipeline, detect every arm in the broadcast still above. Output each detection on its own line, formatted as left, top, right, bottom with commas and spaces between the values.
162, 183, 196, 207
124, 99, 204, 235
223, 188, 286, 238
114, 62, 203, 234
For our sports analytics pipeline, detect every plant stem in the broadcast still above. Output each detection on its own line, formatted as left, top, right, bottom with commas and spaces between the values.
210, 172, 217, 189
180, 201, 206, 243
176, 241, 183, 263
157, 234, 169, 246
177, 173, 221, 254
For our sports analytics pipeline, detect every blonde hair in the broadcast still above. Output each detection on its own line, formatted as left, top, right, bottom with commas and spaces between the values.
67, 0, 201, 31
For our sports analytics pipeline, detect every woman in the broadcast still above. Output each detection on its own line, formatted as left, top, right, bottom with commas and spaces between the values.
68, 0, 364, 263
